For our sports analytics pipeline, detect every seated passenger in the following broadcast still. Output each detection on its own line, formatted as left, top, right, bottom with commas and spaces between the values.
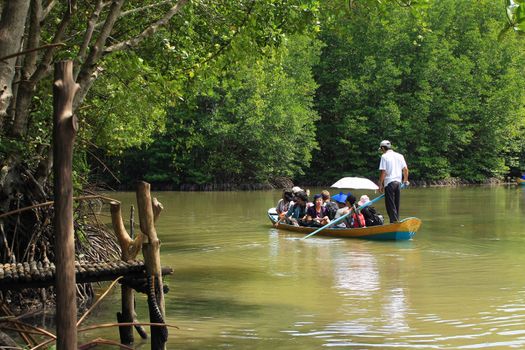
331, 192, 348, 228
291, 186, 312, 208
283, 191, 308, 226
332, 192, 348, 219
322, 190, 339, 220
276, 189, 294, 218
306, 194, 330, 227
358, 195, 384, 226
341, 193, 366, 228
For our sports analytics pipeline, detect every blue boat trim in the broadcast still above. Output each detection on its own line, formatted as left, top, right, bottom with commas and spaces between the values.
364, 231, 415, 240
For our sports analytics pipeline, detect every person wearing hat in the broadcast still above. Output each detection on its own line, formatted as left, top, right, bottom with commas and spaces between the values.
358, 194, 384, 226
378, 140, 409, 223
292, 186, 303, 194
282, 191, 309, 226
335, 193, 365, 228
332, 192, 348, 227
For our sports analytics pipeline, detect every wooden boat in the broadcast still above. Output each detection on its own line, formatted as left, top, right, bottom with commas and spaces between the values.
268, 208, 421, 241
517, 177, 525, 186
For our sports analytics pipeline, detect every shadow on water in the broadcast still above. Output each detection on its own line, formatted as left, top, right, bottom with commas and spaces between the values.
170, 295, 263, 319
168, 265, 267, 318
173, 265, 263, 283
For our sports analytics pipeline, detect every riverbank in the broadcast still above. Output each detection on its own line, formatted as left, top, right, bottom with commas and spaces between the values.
138, 176, 517, 191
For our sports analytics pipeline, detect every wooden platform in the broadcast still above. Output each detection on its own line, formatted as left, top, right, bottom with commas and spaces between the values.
0, 260, 173, 291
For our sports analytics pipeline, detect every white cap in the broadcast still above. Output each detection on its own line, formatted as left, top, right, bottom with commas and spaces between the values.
358, 195, 370, 206
379, 140, 391, 150
292, 186, 303, 194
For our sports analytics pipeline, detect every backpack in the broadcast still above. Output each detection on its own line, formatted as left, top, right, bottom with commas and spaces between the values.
343, 207, 366, 228
361, 206, 384, 226
351, 212, 366, 228
325, 201, 339, 220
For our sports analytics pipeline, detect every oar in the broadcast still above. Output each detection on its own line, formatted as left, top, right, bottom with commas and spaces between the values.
302, 183, 408, 240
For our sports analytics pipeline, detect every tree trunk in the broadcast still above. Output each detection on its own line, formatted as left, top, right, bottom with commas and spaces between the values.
11, 0, 76, 137
0, 0, 31, 127
53, 60, 80, 350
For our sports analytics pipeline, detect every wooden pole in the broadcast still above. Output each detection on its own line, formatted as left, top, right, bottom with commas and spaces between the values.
110, 201, 149, 343
110, 201, 134, 344
136, 181, 166, 350
53, 60, 80, 350
130, 205, 135, 238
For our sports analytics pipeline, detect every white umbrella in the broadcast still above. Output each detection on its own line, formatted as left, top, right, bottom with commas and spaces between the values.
330, 177, 379, 190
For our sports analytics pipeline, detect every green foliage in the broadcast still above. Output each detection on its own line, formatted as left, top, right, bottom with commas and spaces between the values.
64, 0, 525, 186
506, 0, 525, 31
80, 0, 322, 186
305, 0, 525, 183
81, 52, 169, 154
115, 34, 321, 186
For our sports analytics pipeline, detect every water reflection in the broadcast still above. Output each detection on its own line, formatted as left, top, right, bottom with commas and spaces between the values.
333, 249, 379, 297
382, 287, 408, 332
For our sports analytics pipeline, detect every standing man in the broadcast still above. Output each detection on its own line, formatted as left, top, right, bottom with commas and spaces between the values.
378, 140, 409, 223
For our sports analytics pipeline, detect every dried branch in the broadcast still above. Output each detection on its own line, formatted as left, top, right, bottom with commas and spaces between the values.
77, 277, 123, 326
0, 326, 41, 336
78, 338, 133, 350
105, 0, 189, 53
0, 43, 65, 65
85, 147, 121, 184
0, 194, 119, 220
78, 321, 179, 332
0, 305, 35, 346
0, 321, 55, 339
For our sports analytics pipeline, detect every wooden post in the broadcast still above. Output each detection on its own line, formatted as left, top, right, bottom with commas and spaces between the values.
53, 60, 80, 350
130, 205, 135, 238
110, 201, 134, 344
110, 201, 150, 343
136, 181, 166, 350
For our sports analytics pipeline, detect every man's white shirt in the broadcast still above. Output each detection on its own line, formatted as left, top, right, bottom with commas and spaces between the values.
379, 150, 407, 187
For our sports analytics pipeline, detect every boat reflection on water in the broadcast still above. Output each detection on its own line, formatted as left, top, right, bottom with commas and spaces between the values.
332, 242, 410, 333
267, 225, 417, 345
333, 249, 379, 298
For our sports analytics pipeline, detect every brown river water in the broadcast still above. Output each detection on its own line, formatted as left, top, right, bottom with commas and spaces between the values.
81, 186, 525, 349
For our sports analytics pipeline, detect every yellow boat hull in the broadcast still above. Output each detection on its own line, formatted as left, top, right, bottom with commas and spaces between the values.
268, 208, 421, 241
